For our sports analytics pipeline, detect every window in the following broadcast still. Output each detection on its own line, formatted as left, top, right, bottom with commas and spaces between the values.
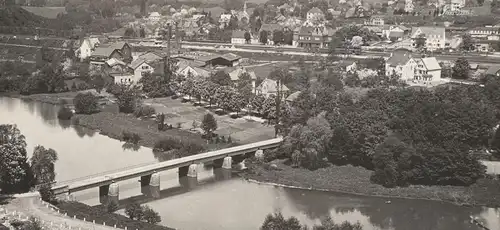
142, 65, 149, 69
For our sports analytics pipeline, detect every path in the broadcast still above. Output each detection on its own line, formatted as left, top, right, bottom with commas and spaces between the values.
3, 196, 117, 230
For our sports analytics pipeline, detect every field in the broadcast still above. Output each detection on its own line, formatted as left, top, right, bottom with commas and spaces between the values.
144, 97, 275, 144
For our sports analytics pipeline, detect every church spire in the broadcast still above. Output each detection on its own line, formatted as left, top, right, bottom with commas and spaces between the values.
243, 1, 247, 13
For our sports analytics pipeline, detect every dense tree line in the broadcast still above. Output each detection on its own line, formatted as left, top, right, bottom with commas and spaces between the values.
0, 124, 58, 193
278, 67, 500, 187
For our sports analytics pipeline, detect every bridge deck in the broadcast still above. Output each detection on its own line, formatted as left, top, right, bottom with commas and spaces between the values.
53, 138, 282, 194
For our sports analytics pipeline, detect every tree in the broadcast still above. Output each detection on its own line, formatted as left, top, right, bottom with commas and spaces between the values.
452, 58, 470, 80
210, 70, 232, 86
143, 206, 161, 224
73, 92, 99, 114
272, 30, 284, 45
284, 30, 294, 45
312, 217, 363, 230
261, 212, 304, 230
214, 86, 236, 111
201, 113, 218, 137
125, 201, 144, 220
139, 27, 146, 38
139, 72, 173, 98
461, 33, 475, 52
39, 184, 56, 203
244, 31, 251, 43
21, 217, 44, 230
259, 30, 268, 44
250, 94, 266, 114
89, 73, 107, 93
0, 124, 33, 193
110, 84, 141, 113
30, 146, 58, 185
414, 34, 427, 50
351, 35, 363, 48
124, 27, 136, 37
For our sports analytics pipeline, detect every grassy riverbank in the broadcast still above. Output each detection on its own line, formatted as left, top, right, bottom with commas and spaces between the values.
241, 159, 500, 208
5, 92, 81, 105
54, 201, 175, 230
73, 111, 206, 150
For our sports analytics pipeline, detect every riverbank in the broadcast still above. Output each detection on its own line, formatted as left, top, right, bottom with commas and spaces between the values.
72, 111, 206, 150
241, 160, 500, 208
54, 201, 175, 230
3, 91, 81, 105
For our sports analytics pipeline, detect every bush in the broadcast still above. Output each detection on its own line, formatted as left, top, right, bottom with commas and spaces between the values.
57, 107, 73, 120
153, 137, 205, 157
54, 201, 174, 230
134, 105, 156, 118
74, 92, 99, 114
143, 206, 161, 225
39, 184, 56, 203
122, 131, 141, 144
106, 202, 118, 213
125, 201, 144, 220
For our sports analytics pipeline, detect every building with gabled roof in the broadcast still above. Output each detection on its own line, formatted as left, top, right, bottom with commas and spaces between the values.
307, 7, 325, 21
413, 57, 442, 82
90, 42, 132, 65
411, 26, 446, 51
256, 78, 290, 99
385, 50, 417, 81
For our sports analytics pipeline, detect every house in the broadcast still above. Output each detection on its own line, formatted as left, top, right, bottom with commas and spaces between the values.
382, 25, 409, 41
413, 57, 442, 82
148, 12, 162, 22
178, 65, 211, 78
90, 42, 132, 65
77, 37, 101, 61
231, 30, 250, 44
256, 78, 290, 99
294, 26, 334, 49
411, 26, 446, 51
364, 15, 385, 26
227, 67, 257, 90
468, 26, 500, 38
307, 7, 325, 21
385, 51, 417, 81
177, 52, 241, 67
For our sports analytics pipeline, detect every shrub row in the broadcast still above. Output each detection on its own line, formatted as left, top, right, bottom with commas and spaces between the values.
122, 131, 141, 144
54, 201, 174, 230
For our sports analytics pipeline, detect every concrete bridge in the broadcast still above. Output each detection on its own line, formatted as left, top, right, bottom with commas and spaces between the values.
51, 138, 282, 205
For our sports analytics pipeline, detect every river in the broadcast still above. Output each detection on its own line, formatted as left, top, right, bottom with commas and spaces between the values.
0, 97, 499, 230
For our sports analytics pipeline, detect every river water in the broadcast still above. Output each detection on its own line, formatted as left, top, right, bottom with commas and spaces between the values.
0, 97, 499, 230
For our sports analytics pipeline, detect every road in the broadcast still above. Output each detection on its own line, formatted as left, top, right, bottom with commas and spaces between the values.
3, 196, 117, 230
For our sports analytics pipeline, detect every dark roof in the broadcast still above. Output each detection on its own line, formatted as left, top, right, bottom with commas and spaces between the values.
387, 51, 411, 66
221, 53, 241, 61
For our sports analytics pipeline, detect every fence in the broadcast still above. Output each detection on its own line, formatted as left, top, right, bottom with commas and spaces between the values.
35, 198, 141, 230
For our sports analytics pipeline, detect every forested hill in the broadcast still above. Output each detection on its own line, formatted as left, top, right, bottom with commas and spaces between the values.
0, 6, 53, 28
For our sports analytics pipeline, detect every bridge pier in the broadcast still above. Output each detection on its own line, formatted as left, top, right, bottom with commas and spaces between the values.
213, 157, 232, 181
99, 183, 119, 206
140, 172, 160, 198
255, 149, 264, 160
178, 164, 198, 189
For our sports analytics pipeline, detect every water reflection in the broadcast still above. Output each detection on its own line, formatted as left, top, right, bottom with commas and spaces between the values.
283, 188, 485, 230
72, 124, 96, 138
122, 143, 141, 151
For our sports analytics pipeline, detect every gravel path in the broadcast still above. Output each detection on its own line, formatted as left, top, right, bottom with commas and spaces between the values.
2, 196, 118, 230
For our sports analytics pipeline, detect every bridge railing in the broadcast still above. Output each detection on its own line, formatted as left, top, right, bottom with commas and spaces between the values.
53, 161, 158, 187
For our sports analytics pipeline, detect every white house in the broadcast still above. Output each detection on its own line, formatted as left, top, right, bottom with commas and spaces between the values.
128, 59, 155, 84
227, 67, 257, 91
256, 78, 290, 99
411, 26, 446, 51
385, 51, 417, 81
148, 12, 162, 22
231, 30, 249, 44
77, 37, 100, 61
178, 65, 210, 78
306, 7, 325, 21
413, 57, 442, 82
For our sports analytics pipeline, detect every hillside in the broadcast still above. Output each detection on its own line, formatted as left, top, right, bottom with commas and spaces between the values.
0, 6, 52, 28
22, 6, 66, 19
